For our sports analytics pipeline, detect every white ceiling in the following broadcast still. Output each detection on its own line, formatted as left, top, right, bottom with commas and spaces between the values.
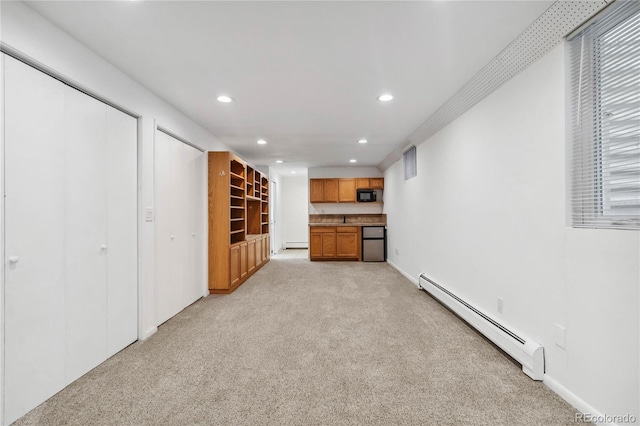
25, 0, 553, 172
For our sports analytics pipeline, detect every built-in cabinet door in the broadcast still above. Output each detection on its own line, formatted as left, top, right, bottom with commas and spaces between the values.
338, 178, 356, 202
3, 55, 137, 425
230, 245, 241, 286
356, 178, 370, 189
154, 131, 177, 325
370, 177, 384, 189
240, 242, 248, 279
248, 239, 257, 273
4, 55, 67, 424
310, 233, 323, 258
309, 179, 324, 202
63, 87, 109, 384
155, 132, 205, 325
323, 179, 339, 202
322, 233, 337, 257
106, 107, 138, 357
336, 228, 359, 258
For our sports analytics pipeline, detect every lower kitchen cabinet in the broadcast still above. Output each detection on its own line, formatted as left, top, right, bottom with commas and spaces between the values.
309, 227, 360, 260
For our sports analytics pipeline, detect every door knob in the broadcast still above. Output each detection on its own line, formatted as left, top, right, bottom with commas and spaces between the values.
170, 235, 175, 240
100, 245, 108, 251
192, 233, 195, 238
8, 256, 19, 264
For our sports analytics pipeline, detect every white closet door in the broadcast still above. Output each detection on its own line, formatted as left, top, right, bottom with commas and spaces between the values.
184, 143, 205, 305
169, 137, 187, 315
63, 87, 108, 384
106, 107, 138, 357
3, 55, 67, 425
154, 131, 176, 325
154, 132, 205, 326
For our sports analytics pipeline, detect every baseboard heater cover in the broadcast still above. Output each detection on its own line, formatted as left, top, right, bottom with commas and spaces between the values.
283, 241, 308, 249
418, 274, 544, 381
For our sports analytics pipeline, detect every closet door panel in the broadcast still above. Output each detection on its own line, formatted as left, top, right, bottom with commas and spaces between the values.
3, 56, 67, 425
184, 143, 203, 305
106, 107, 138, 357
170, 138, 187, 314
63, 87, 108, 384
154, 131, 175, 325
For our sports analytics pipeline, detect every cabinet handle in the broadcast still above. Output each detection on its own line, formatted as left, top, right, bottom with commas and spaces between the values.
8, 256, 19, 264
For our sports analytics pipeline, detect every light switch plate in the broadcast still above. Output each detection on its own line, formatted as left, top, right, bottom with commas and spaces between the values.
145, 207, 154, 222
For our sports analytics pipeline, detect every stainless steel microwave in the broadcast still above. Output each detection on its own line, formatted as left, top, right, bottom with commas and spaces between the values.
357, 189, 376, 202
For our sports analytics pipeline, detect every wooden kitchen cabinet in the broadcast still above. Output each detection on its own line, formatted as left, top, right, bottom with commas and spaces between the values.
310, 179, 324, 203
309, 226, 359, 260
336, 227, 360, 258
230, 245, 241, 286
323, 179, 339, 202
370, 177, 384, 189
356, 178, 370, 189
339, 178, 356, 202
309, 177, 383, 203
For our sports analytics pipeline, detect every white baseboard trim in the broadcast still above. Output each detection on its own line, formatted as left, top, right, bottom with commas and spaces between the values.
140, 326, 158, 341
386, 258, 418, 285
543, 375, 625, 426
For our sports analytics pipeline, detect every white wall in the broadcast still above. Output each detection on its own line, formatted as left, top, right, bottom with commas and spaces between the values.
0, 1, 231, 341
278, 175, 309, 249
308, 166, 384, 215
383, 43, 639, 422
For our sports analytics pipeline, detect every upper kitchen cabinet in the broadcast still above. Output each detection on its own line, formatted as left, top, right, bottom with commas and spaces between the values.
370, 178, 384, 189
324, 179, 339, 202
356, 178, 371, 189
310, 179, 324, 203
309, 177, 384, 203
338, 178, 356, 202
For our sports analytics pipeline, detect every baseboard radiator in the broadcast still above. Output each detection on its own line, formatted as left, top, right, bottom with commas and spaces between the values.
283, 241, 308, 249
418, 274, 544, 381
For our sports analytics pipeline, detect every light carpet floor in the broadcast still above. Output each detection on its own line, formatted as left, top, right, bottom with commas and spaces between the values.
15, 259, 584, 425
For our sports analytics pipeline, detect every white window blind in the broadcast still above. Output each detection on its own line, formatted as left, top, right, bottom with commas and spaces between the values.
404, 145, 417, 180
568, 0, 640, 230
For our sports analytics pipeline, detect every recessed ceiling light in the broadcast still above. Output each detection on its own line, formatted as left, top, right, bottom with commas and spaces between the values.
358, 139, 368, 144
350, 159, 357, 163
377, 94, 393, 102
257, 139, 267, 145
217, 95, 234, 103
275, 160, 283, 163
291, 171, 296, 174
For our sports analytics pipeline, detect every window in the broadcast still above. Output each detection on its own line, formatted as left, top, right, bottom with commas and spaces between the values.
404, 145, 417, 180
568, 1, 640, 230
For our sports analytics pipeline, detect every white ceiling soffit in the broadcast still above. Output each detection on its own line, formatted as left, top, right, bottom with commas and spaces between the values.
378, 0, 608, 171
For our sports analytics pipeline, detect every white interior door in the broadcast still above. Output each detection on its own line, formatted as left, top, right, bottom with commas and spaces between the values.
63, 87, 108, 384
4, 56, 138, 424
184, 143, 204, 305
106, 107, 138, 357
154, 131, 175, 325
154, 131, 205, 326
4, 55, 67, 425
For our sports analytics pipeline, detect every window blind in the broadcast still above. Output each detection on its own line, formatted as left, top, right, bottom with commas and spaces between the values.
568, 0, 640, 230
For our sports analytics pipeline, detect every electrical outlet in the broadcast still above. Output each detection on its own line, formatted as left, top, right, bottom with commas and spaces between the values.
395, 248, 399, 256
497, 298, 504, 314
555, 324, 566, 349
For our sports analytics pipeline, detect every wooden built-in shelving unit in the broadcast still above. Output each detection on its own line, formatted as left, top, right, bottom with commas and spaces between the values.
208, 152, 270, 293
